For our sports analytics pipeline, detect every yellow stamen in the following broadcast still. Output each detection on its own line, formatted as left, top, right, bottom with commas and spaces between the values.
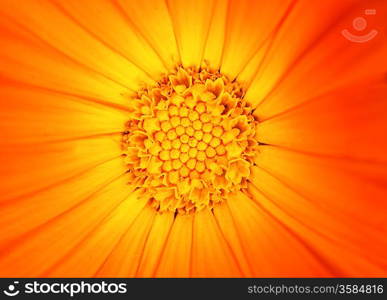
175, 125, 185, 136
122, 65, 259, 214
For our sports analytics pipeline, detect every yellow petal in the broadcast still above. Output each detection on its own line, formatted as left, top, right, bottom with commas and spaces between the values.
147, 156, 163, 174
225, 159, 250, 184
225, 142, 244, 160
143, 117, 160, 134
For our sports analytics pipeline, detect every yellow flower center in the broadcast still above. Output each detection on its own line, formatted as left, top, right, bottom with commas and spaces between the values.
122, 66, 259, 214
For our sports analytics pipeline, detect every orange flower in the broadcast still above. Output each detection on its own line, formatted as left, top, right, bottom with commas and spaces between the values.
0, 0, 386, 277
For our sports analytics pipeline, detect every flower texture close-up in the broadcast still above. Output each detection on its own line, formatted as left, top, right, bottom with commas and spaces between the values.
0, 0, 386, 277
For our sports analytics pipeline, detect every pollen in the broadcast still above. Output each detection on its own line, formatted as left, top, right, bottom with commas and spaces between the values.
122, 65, 259, 214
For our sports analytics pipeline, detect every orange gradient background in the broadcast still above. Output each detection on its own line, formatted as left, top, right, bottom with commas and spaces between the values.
0, 0, 386, 277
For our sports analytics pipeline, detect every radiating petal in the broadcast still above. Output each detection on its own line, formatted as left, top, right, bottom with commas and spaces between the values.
200, 0, 228, 69
0, 174, 141, 277
220, 0, 293, 79
256, 75, 387, 161
246, 0, 387, 116
0, 17, 129, 105
117, 0, 180, 69
136, 212, 175, 277
191, 208, 241, 277
51, 0, 167, 79
43, 190, 146, 277
253, 146, 387, 260
248, 165, 387, 276
95, 206, 156, 277
213, 204, 253, 276
0, 84, 128, 200
227, 191, 330, 276
166, 0, 216, 67
155, 214, 193, 277
0, 0, 154, 95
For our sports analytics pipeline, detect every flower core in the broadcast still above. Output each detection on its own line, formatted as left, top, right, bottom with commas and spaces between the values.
122, 66, 259, 214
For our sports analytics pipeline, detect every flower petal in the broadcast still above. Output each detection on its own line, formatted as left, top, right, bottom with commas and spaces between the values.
155, 214, 193, 277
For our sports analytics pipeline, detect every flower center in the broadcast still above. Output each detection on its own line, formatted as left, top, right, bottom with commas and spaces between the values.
122, 66, 259, 214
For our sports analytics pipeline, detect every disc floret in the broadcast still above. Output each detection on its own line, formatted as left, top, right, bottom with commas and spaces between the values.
123, 66, 259, 214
